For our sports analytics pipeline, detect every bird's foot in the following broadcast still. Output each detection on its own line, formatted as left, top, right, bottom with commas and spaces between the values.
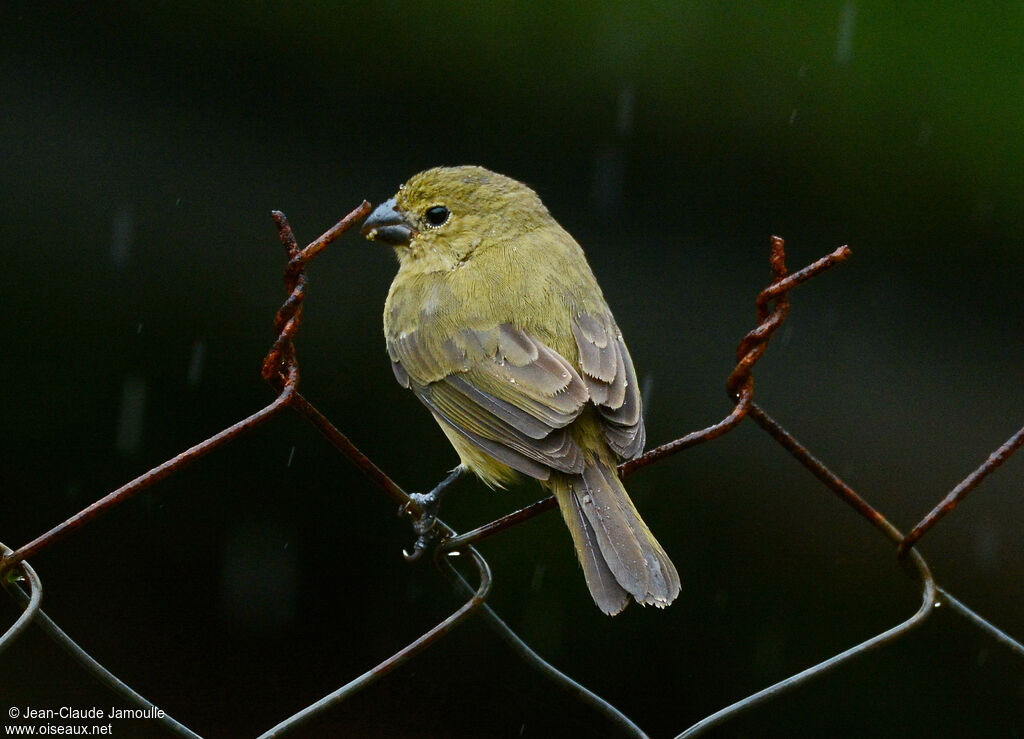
398, 467, 466, 561
400, 491, 444, 561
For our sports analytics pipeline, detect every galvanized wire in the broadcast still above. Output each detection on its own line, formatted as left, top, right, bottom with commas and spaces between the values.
1, 550, 200, 738
677, 550, 937, 738
0, 545, 42, 657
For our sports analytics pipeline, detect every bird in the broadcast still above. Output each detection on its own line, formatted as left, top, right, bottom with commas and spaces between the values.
361, 165, 679, 615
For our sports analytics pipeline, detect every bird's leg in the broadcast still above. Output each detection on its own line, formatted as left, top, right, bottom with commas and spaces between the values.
401, 466, 467, 561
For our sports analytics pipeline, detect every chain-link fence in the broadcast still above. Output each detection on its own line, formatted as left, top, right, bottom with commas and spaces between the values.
3, 206, 1020, 737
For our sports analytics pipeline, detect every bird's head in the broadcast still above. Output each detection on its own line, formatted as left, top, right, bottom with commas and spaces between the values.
361, 166, 553, 269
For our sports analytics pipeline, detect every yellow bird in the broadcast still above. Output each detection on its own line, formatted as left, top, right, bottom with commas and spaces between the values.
362, 166, 679, 615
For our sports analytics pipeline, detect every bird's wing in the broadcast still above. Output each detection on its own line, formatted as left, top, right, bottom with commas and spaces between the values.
388, 323, 590, 479
571, 312, 646, 459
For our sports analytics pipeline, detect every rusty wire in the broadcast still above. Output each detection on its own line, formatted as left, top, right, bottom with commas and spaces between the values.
673, 401, 935, 737
2, 210, 1022, 738
0, 202, 371, 579
0, 382, 297, 575
675, 401, 1024, 736
252, 212, 641, 734
899, 424, 1024, 556
441, 237, 853, 554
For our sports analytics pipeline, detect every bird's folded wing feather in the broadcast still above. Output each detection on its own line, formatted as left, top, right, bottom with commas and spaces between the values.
570, 312, 646, 459
388, 324, 590, 478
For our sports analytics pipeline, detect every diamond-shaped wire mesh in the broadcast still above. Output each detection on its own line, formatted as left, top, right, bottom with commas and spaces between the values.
3, 211, 1020, 737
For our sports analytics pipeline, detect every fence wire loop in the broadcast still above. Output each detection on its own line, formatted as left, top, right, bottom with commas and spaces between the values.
0, 544, 42, 657
256, 539, 493, 738
3, 218, 1021, 739
678, 551, 937, 737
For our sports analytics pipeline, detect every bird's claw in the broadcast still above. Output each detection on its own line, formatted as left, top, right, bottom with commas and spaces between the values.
402, 533, 434, 561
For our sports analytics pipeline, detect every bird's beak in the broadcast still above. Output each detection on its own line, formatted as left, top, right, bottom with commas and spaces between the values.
361, 198, 416, 246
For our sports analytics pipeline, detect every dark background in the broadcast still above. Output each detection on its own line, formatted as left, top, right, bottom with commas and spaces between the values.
2, 2, 1022, 737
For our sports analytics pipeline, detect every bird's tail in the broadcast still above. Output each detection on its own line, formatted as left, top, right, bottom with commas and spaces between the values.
549, 455, 680, 615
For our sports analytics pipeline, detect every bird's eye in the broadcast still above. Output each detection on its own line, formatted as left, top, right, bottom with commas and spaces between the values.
424, 205, 450, 227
